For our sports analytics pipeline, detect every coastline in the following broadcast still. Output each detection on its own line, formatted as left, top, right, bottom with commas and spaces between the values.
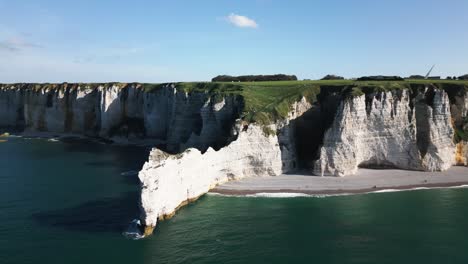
1, 130, 163, 147
211, 167, 468, 196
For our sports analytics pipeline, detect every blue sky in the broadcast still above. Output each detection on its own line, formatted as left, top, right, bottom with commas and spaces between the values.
0, 0, 467, 83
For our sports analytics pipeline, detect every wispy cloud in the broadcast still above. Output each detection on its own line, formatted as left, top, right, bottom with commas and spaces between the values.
0, 36, 43, 52
225, 13, 258, 28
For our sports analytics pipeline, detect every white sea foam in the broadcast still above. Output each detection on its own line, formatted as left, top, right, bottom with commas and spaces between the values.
122, 219, 145, 240
371, 189, 404, 193
208, 192, 353, 198
449, 185, 468, 189
369, 185, 468, 194
47, 138, 59, 142
246, 192, 312, 198
209, 184, 468, 199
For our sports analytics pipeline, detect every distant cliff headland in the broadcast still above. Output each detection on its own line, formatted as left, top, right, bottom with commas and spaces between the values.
1, 78, 467, 236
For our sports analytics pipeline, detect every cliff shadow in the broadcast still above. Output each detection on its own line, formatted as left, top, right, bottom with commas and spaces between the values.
32, 192, 139, 233
290, 87, 343, 172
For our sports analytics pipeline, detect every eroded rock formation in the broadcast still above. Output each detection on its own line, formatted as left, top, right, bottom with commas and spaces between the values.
0, 83, 242, 152
314, 88, 456, 176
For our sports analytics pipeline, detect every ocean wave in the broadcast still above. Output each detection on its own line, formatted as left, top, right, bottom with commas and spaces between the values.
449, 185, 468, 189
47, 138, 60, 142
371, 189, 404, 193
209, 184, 468, 199
208, 192, 352, 198
122, 219, 145, 240
369, 185, 468, 194
246, 193, 313, 198
243, 192, 352, 198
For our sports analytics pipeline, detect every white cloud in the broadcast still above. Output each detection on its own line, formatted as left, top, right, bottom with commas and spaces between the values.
225, 13, 258, 28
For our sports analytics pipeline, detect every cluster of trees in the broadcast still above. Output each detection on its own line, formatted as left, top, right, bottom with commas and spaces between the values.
211, 73, 468, 82
357, 76, 404, 81
212, 74, 298, 82
407, 75, 425, 79
321, 74, 344, 80
407, 75, 468, 80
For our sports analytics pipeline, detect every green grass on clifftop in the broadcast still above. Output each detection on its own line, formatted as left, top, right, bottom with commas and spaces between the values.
162, 81, 324, 126
167, 80, 468, 126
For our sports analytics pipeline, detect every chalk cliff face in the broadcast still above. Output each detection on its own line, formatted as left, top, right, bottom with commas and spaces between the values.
314, 88, 457, 176
138, 98, 312, 233
0, 84, 242, 152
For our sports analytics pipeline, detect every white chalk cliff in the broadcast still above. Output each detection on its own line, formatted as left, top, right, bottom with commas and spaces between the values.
314, 89, 456, 176
0, 83, 241, 151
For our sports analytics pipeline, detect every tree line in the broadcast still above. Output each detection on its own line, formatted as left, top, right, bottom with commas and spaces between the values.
212, 74, 298, 82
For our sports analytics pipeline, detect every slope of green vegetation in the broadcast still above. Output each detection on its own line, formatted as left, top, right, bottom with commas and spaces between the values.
177, 80, 468, 126
159, 81, 323, 126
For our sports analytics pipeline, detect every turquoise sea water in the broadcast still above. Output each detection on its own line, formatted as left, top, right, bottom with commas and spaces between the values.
1, 137, 468, 264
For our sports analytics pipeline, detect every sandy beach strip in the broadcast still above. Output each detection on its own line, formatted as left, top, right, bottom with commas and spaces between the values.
211, 167, 468, 196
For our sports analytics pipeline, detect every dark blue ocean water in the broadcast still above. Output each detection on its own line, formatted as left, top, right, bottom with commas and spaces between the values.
1, 136, 468, 264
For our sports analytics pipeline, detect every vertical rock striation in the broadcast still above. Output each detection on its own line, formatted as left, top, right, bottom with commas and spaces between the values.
314, 88, 457, 176
0, 84, 242, 151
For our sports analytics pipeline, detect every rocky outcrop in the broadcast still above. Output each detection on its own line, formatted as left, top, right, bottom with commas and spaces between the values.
314, 88, 458, 176
138, 98, 312, 233
139, 124, 281, 229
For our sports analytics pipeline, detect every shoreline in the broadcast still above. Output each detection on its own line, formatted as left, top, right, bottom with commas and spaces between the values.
0, 130, 163, 147
210, 181, 468, 196
211, 167, 468, 196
